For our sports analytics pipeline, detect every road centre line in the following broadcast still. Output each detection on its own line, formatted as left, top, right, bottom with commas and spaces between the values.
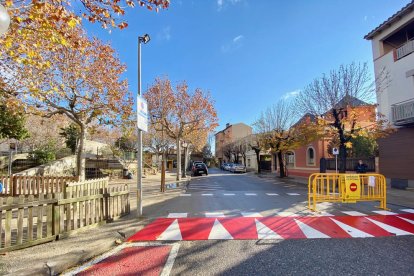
168, 213, 188, 218
266, 193, 279, 196
286, 193, 301, 196
245, 193, 257, 196
205, 212, 225, 217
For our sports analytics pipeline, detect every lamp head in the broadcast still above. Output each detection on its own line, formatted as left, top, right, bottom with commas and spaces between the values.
139, 34, 151, 44
0, 4, 11, 36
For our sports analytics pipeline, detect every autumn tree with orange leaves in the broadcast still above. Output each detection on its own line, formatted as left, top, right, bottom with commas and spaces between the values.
0, 0, 169, 74
295, 62, 392, 173
3, 27, 133, 180
145, 78, 218, 181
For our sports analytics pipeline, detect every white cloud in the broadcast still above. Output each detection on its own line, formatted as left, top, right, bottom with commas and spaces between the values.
221, 34, 244, 53
233, 35, 244, 42
157, 26, 171, 41
282, 89, 300, 100
217, 0, 243, 11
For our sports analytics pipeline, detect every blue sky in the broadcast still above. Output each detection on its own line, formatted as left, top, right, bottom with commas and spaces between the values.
84, 0, 411, 132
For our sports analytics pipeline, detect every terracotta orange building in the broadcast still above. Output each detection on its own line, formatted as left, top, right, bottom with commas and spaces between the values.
285, 100, 377, 178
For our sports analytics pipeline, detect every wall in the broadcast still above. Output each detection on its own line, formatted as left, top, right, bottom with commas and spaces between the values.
14, 155, 76, 176
377, 127, 414, 181
374, 51, 414, 122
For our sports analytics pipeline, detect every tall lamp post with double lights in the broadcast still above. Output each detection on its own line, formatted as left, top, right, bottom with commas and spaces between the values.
137, 33, 150, 217
0, 4, 11, 35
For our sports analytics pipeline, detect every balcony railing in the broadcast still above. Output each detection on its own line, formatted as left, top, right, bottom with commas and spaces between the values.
391, 98, 414, 126
396, 39, 414, 60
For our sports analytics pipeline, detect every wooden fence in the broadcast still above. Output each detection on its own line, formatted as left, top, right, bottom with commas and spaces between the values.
0, 176, 77, 196
0, 178, 129, 253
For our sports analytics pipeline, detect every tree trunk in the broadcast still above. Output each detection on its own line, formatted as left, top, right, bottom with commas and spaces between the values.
339, 144, 347, 173
161, 152, 166, 192
76, 124, 86, 181
255, 149, 261, 174
176, 137, 181, 181
278, 151, 286, 178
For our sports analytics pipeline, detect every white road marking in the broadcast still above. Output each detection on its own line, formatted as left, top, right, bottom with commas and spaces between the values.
160, 243, 181, 276
398, 216, 414, 224
179, 194, 191, 197
294, 219, 330, 238
202, 193, 213, 196
372, 210, 397, 215
286, 193, 300, 196
241, 212, 263, 217
223, 193, 235, 196
366, 217, 413, 236
255, 219, 283, 239
205, 212, 225, 217
401, 209, 414, 214
157, 219, 182, 241
341, 211, 366, 216
208, 219, 233, 240
245, 193, 257, 196
330, 218, 373, 238
266, 193, 279, 196
168, 213, 188, 218
277, 212, 299, 217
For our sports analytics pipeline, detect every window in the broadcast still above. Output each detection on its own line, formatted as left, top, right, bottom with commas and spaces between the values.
307, 147, 315, 166
247, 159, 251, 167
285, 151, 295, 168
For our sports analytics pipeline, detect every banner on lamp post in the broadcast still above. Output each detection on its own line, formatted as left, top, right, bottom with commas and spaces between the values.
137, 95, 148, 132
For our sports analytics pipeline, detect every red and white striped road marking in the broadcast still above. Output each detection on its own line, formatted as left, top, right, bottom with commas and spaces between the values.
127, 214, 414, 241
63, 242, 180, 276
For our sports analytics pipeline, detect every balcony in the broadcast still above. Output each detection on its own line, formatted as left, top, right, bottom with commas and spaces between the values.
396, 39, 414, 60
391, 98, 414, 126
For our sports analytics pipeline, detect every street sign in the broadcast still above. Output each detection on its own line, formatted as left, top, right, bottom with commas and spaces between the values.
332, 148, 339, 155
137, 95, 148, 132
342, 174, 361, 202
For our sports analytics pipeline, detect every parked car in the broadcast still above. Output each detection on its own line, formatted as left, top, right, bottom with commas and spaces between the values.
223, 163, 232, 171
230, 163, 246, 173
220, 163, 228, 170
192, 162, 208, 176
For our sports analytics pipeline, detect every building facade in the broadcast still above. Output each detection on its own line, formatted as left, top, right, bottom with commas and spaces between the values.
215, 123, 252, 165
365, 1, 414, 188
285, 103, 377, 178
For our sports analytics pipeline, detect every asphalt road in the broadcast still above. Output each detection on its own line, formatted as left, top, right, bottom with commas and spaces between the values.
143, 168, 405, 218
141, 168, 414, 275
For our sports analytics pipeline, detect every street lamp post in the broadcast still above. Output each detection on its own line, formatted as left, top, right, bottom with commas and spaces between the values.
181, 141, 188, 178
137, 34, 150, 217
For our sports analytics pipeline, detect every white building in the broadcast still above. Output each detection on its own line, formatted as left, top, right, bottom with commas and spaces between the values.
365, 1, 414, 188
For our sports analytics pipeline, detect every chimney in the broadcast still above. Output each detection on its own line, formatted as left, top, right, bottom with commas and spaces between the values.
226, 123, 230, 128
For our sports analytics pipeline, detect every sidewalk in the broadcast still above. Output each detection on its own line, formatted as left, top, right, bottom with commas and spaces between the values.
0, 171, 190, 276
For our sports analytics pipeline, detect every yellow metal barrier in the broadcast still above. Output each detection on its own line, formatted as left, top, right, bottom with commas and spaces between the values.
308, 173, 388, 212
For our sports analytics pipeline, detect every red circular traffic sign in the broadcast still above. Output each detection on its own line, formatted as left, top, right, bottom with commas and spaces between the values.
349, 183, 358, 192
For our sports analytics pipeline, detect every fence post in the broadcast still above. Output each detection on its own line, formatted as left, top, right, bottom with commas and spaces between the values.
53, 193, 61, 237
12, 175, 17, 197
